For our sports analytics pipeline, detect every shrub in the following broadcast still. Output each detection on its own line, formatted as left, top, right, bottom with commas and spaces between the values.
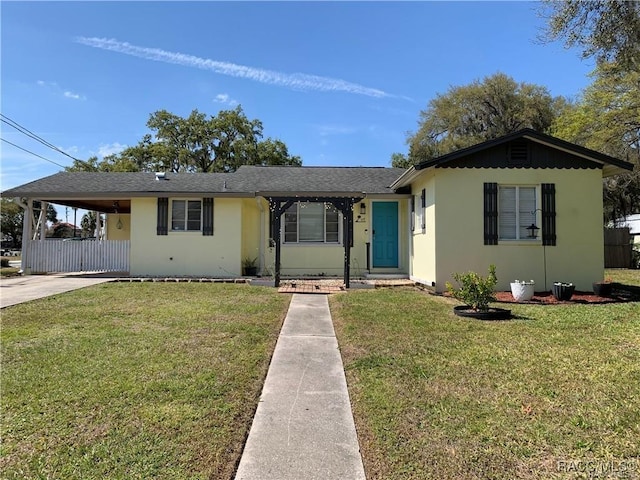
446, 264, 497, 311
1, 258, 10, 268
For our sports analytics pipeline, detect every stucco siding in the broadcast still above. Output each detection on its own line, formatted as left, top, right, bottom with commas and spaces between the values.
430, 168, 604, 292
105, 214, 131, 241
260, 198, 406, 277
241, 198, 261, 267
130, 197, 242, 277
409, 172, 436, 285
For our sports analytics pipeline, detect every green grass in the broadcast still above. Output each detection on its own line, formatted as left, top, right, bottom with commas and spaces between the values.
606, 268, 640, 286
0, 266, 20, 277
331, 289, 640, 480
1, 283, 290, 480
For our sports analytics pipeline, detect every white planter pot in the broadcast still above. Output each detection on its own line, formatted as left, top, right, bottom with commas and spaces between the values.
510, 282, 535, 302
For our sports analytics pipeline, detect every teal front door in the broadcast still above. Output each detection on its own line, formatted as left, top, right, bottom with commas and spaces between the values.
372, 202, 399, 268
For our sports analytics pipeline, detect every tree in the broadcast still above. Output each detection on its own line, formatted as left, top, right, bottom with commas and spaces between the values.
552, 63, 640, 222
1, 199, 58, 247
539, 0, 640, 71
66, 106, 301, 173
404, 73, 566, 164
81, 211, 103, 237
50, 223, 75, 238
390, 152, 412, 169
256, 138, 302, 167
1, 199, 23, 248
66, 154, 141, 172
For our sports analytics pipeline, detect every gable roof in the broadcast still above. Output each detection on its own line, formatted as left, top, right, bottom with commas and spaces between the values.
391, 129, 634, 188
1, 166, 406, 200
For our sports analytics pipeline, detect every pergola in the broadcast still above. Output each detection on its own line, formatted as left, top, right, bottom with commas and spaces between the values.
266, 195, 363, 288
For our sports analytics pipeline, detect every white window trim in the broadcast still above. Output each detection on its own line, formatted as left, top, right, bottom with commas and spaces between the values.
170, 198, 203, 232
282, 202, 343, 245
498, 185, 539, 242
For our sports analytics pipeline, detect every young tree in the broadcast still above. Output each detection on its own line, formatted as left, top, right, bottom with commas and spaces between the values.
404, 73, 565, 164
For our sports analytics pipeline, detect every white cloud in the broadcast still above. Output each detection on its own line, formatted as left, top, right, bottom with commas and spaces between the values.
97, 142, 126, 158
63, 90, 85, 100
36, 80, 85, 100
214, 93, 238, 106
316, 124, 357, 136
76, 36, 393, 98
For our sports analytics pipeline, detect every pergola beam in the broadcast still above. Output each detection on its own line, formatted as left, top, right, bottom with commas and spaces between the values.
267, 196, 363, 288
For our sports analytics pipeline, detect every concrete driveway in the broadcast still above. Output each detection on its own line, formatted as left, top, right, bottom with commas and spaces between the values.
0, 273, 118, 308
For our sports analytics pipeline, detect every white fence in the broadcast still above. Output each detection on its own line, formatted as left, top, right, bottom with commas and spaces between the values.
27, 240, 130, 273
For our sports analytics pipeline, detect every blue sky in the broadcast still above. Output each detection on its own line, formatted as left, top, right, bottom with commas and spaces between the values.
1, 1, 595, 195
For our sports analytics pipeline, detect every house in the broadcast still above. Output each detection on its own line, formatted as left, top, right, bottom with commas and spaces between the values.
2, 129, 633, 291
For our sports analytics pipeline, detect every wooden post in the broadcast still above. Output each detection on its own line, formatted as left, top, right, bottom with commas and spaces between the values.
20, 198, 33, 274
39, 201, 48, 240
272, 200, 282, 288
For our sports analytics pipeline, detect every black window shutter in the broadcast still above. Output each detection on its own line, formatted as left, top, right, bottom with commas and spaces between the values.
541, 183, 556, 246
484, 183, 498, 245
421, 188, 426, 229
202, 198, 214, 236
157, 197, 168, 235
410, 196, 415, 232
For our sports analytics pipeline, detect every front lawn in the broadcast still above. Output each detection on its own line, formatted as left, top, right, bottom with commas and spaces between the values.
1, 283, 289, 480
331, 289, 640, 479
606, 268, 640, 286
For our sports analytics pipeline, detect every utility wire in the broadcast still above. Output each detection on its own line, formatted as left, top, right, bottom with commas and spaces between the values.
1, 138, 67, 169
0, 113, 84, 164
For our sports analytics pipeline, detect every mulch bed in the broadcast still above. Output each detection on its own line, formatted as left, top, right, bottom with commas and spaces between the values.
494, 291, 628, 305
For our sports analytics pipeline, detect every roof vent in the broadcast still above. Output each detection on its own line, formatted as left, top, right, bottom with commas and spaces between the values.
155, 172, 167, 181
509, 141, 528, 163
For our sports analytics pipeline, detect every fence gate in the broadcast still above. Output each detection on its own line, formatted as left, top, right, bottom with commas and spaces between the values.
27, 240, 130, 273
604, 228, 632, 268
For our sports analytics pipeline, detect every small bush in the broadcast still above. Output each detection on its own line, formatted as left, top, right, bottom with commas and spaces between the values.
1, 258, 10, 268
446, 264, 497, 311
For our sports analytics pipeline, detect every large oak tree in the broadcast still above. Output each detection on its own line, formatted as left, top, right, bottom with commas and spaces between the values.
395, 73, 567, 167
67, 106, 301, 173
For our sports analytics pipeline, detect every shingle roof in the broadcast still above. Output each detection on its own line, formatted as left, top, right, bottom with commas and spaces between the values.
1, 166, 406, 198
233, 166, 405, 195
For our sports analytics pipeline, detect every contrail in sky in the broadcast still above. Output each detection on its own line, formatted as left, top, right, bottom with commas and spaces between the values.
76, 36, 392, 99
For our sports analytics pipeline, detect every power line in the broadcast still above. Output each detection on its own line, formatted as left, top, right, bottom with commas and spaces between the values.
0, 113, 83, 164
1, 138, 67, 169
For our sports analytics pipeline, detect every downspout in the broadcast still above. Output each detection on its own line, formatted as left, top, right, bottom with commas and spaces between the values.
14, 197, 32, 274
256, 197, 265, 275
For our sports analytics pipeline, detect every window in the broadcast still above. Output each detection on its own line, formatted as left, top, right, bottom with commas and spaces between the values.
171, 200, 202, 231
498, 186, 536, 240
284, 202, 340, 243
414, 193, 423, 233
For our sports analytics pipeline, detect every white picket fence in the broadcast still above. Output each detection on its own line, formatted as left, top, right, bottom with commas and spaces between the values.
27, 240, 130, 273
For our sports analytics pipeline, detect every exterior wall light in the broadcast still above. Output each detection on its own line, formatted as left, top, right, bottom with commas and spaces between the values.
526, 223, 540, 239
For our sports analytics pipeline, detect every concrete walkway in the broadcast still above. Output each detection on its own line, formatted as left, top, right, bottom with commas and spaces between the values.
235, 294, 366, 480
0, 273, 116, 308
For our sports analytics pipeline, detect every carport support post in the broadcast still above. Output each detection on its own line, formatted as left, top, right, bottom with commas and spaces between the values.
19, 197, 33, 274
95, 211, 101, 239
39, 202, 48, 240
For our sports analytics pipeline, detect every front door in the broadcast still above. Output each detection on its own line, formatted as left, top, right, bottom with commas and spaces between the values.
372, 201, 398, 268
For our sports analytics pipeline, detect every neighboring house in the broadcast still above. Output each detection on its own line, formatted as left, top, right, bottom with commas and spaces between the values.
2, 129, 633, 291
